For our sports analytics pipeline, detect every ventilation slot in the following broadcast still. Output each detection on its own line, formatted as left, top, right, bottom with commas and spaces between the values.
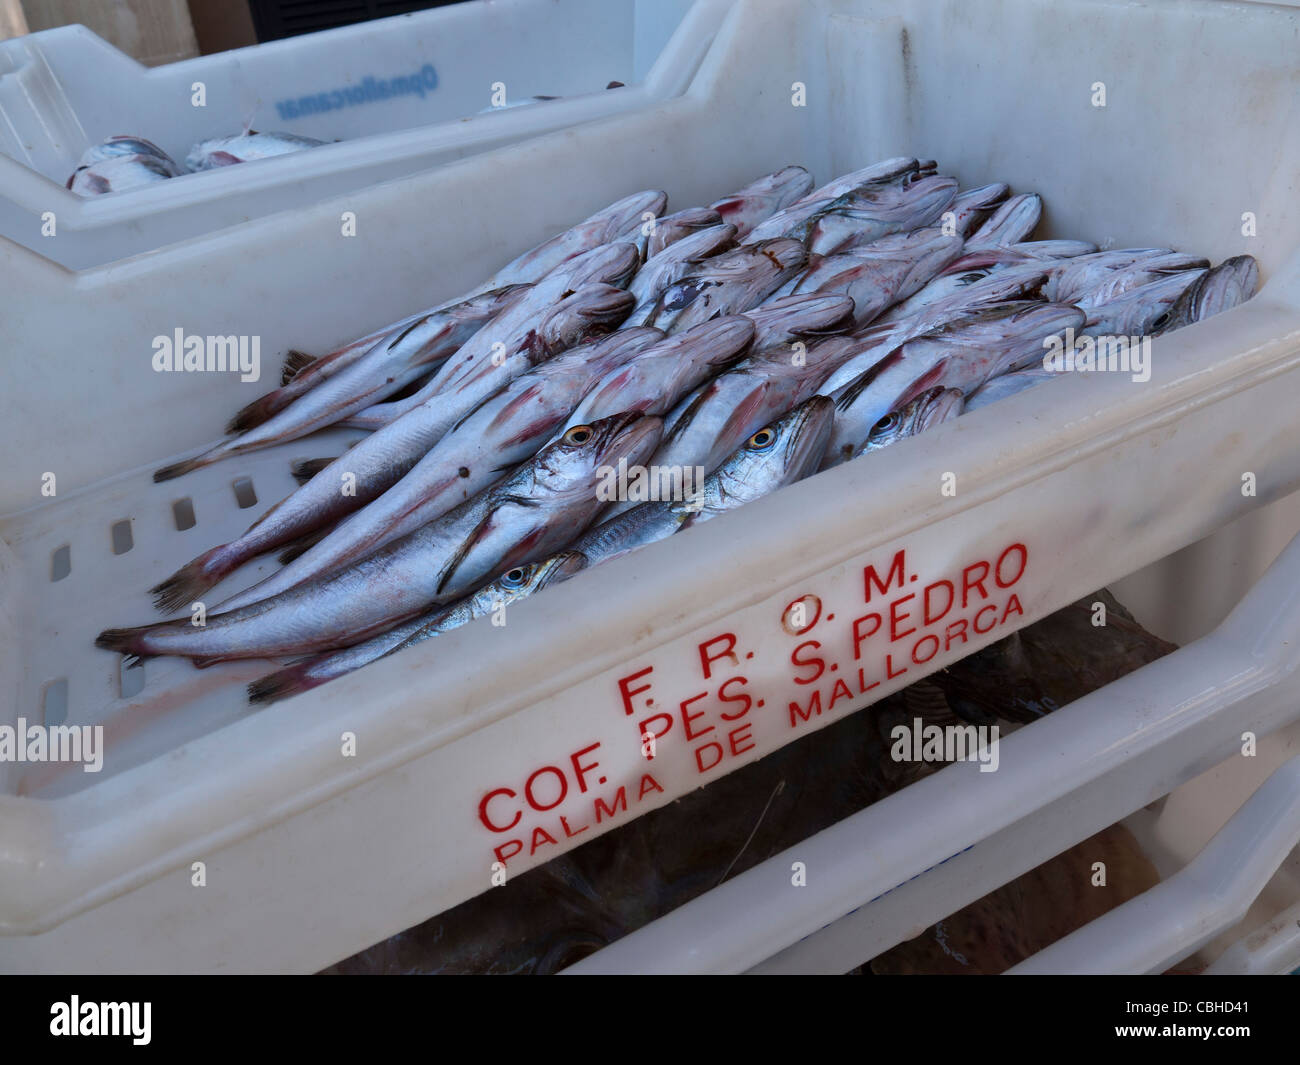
111, 519, 134, 555
50, 544, 71, 582
232, 477, 258, 509
172, 497, 196, 531
42, 678, 68, 726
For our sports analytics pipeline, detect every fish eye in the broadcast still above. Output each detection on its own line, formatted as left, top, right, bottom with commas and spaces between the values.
871, 411, 900, 437
746, 427, 776, 450
563, 425, 594, 446
1151, 312, 1171, 331
502, 567, 529, 587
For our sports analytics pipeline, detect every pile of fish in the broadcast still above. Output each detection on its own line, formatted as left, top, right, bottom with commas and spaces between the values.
66, 131, 328, 195
95, 156, 1260, 704
321, 590, 1175, 974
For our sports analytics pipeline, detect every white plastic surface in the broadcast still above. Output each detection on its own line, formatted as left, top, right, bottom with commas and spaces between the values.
1202, 898, 1300, 975
1, 0, 1299, 973
565, 536, 1300, 974
0, 0, 725, 268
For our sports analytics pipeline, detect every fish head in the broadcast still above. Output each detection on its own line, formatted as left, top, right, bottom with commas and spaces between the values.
860, 387, 964, 455
1153, 255, 1259, 334
485, 551, 589, 607
556, 241, 641, 290
645, 207, 724, 258
747, 293, 856, 350
535, 411, 664, 499
537, 284, 635, 356
673, 316, 757, 368
968, 192, 1042, 246
707, 395, 835, 506
605, 190, 669, 243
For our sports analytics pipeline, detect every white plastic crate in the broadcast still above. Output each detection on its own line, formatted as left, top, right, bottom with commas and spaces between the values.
1, 0, 1299, 973
0, 0, 727, 269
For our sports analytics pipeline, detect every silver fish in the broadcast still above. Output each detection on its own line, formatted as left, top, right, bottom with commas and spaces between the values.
1081, 268, 1208, 336
745, 157, 922, 243
1043, 248, 1172, 304
621, 223, 737, 327
1012, 240, 1098, 259
641, 207, 724, 260
576, 396, 835, 566
471, 190, 667, 294
225, 329, 662, 608
709, 165, 814, 240
246, 552, 588, 704
805, 175, 958, 256
787, 229, 964, 327
345, 242, 640, 427
964, 366, 1061, 412
99, 412, 662, 663
821, 302, 1084, 468
1152, 255, 1259, 335
67, 154, 179, 196
151, 282, 631, 613
186, 130, 328, 170
947, 183, 1010, 237
648, 238, 807, 333
630, 333, 858, 491
152, 284, 530, 482
76, 135, 182, 169
743, 293, 855, 351
857, 387, 965, 456
561, 317, 754, 430
1073, 252, 1210, 309
965, 192, 1042, 247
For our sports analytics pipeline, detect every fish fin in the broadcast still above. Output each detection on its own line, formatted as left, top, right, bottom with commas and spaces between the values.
277, 526, 329, 563
149, 547, 228, 614
226, 393, 282, 433
191, 655, 231, 669
435, 512, 497, 596
281, 349, 317, 385
248, 665, 314, 705
289, 457, 335, 485
153, 456, 207, 483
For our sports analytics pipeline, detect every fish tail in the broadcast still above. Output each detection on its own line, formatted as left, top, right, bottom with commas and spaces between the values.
289, 457, 335, 485
149, 546, 232, 613
153, 455, 210, 482
281, 349, 317, 386
95, 626, 155, 661
248, 663, 318, 705
226, 392, 284, 433
277, 526, 329, 563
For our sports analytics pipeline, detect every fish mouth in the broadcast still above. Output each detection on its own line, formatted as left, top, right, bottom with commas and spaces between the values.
534, 551, 588, 588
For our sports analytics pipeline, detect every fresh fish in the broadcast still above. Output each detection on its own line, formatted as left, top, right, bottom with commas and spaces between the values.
964, 366, 1060, 411
821, 302, 1085, 468
964, 192, 1042, 247
786, 229, 964, 327
149, 282, 632, 612
470, 190, 667, 294
224, 329, 662, 608
641, 207, 724, 260
1012, 239, 1098, 259
709, 165, 814, 240
152, 285, 530, 482
76, 135, 182, 169
856, 387, 965, 456
186, 130, 328, 170
742, 293, 855, 351
343, 243, 640, 428
67, 154, 179, 196
98, 412, 663, 663
647, 238, 807, 332
246, 552, 588, 705
1152, 255, 1259, 335
629, 334, 859, 492
576, 396, 835, 566
805, 175, 958, 256
560, 318, 754, 430
947, 182, 1010, 237
1073, 251, 1209, 309
745, 157, 922, 243
1081, 268, 1208, 336
621, 224, 737, 327
1042, 248, 1172, 303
